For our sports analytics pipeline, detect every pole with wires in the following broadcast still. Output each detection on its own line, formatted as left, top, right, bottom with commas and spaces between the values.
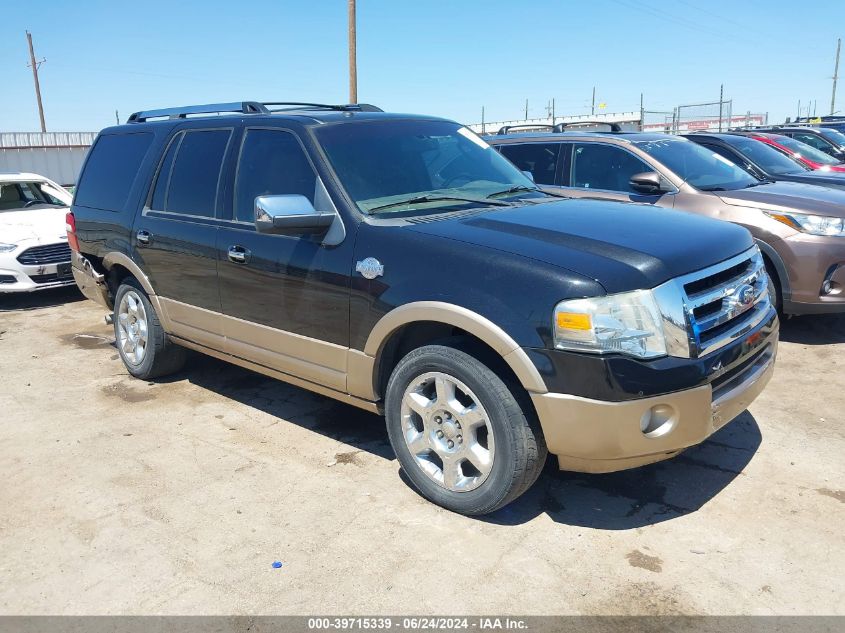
26, 30, 46, 133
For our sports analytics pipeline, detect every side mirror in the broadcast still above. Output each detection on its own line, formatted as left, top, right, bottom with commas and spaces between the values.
521, 170, 535, 183
629, 171, 669, 195
254, 194, 335, 235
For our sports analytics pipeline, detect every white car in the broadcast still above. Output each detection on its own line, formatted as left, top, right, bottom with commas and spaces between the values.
0, 172, 75, 293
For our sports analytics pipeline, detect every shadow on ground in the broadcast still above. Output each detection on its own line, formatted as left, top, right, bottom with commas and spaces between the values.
485, 412, 762, 529
0, 286, 83, 312
182, 355, 394, 461
778, 312, 845, 345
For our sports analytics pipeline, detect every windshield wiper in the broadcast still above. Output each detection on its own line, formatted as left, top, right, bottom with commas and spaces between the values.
486, 185, 540, 198
368, 195, 511, 214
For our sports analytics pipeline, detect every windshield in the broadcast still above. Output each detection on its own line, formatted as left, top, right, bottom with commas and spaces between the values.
0, 180, 71, 212
769, 135, 842, 165
725, 136, 810, 175
314, 120, 536, 215
817, 127, 845, 147
635, 138, 759, 191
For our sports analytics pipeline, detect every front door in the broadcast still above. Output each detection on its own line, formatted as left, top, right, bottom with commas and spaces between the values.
216, 127, 355, 392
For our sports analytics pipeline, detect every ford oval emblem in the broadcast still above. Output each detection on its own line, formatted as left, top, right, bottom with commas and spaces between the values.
738, 284, 755, 307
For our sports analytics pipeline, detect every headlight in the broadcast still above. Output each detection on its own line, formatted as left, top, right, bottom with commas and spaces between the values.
765, 211, 845, 236
553, 289, 667, 359
0, 242, 18, 253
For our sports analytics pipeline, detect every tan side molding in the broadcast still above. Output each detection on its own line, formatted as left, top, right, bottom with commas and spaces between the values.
363, 301, 547, 394
102, 252, 156, 295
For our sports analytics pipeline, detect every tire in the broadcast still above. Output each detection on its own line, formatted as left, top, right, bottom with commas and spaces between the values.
385, 344, 547, 515
113, 278, 186, 380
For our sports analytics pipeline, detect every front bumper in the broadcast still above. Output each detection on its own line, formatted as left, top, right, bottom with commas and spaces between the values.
529, 325, 778, 473
0, 256, 74, 293
778, 233, 845, 314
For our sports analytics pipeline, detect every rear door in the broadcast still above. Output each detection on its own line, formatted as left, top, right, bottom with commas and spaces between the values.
133, 126, 234, 349
216, 126, 354, 392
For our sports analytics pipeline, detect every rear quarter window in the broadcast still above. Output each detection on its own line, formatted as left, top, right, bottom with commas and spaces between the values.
74, 132, 154, 211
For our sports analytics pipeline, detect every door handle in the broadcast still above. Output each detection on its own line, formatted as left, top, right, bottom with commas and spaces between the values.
136, 230, 152, 246
228, 245, 250, 264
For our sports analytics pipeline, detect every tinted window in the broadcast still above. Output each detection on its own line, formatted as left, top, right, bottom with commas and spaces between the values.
766, 135, 840, 165
75, 133, 153, 211
165, 129, 231, 216
697, 143, 742, 166
150, 134, 181, 211
790, 132, 836, 154
635, 138, 758, 191
314, 120, 535, 215
570, 143, 650, 193
498, 144, 560, 185
234, 129, 317, 222
722, 136, 809, 175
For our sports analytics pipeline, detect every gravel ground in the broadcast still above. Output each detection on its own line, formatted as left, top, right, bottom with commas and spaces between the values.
0, 287, 843, 615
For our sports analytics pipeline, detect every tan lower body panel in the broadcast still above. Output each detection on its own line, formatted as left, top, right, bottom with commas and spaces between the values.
156, 297, 377, 404
531, 348, 775, 473
172, 336, 380, 414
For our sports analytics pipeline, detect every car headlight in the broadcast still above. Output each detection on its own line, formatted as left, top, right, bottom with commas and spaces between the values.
553, 289, 667, 359
0, 242, 18, 253
765, 211, 845, 236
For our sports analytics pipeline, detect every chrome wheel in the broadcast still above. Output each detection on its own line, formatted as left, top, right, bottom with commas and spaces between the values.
400, 372, 495, 492
117, 290, 148, 366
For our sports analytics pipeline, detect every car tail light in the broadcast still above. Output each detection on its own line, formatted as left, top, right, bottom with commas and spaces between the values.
66, 211, 80, 252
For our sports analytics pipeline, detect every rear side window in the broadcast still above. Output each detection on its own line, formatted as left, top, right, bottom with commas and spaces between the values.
498, 143, 560, 185
75, 133, 153, 211
150, 129, 231, 217
234, 129, 316, 222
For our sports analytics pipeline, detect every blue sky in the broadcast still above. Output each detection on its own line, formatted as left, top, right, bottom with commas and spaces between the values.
0, 0, 842, 132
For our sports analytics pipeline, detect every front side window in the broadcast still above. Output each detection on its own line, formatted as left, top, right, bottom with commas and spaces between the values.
723, 136, 809, 175
234, 129, 317, 222
635, 138, 758, 191
314, 120, 536, 215
790, 132, 836, 154
151, 129, 231, 217
498, 143, 560, 185
570, 143, 651, 193
769, 135, 841, 166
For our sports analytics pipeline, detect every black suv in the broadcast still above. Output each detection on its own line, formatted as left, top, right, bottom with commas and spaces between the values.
69, 101, 778, 515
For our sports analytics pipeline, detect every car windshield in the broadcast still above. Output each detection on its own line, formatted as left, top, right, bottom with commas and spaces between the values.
817, 127, 845, 146
634, 138, 759, 191
314, 119, 538, 215
769, 135, 842, 165
725, 136, 810, 175
0, 180, 70, 212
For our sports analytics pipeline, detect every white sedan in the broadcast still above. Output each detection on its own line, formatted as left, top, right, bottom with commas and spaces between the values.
0, 172, 75, 293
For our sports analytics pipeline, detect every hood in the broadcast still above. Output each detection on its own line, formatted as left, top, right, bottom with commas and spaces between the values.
0, 206, 70, 246
408, 199, 753, 293
778, 171, 845, 191
716, 181, 845, 218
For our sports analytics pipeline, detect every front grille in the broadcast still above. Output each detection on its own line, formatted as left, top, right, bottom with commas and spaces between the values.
16, 242, 71, 266
29, 272, 73, 285
680, 247, 770, 357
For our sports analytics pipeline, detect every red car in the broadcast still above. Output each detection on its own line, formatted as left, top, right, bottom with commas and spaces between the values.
740, 132, 845, 173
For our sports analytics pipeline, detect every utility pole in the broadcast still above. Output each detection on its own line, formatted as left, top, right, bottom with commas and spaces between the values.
26, 30, 46, 133
481, 106, 485, 135
524, 99, 528, 121
348, 0, 357, 104
115, 110, 120, 125
639, 92, 644, 131
718, 84, 724, 132
552, 98, 555, 126
591, 86, 596, 115
832, 38, 841, 116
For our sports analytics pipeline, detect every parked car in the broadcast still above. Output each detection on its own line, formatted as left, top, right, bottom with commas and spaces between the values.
742, 126, 845, 160
488, 130, 845, 315
0, 171, 75, 292
793, 116, 845, 134
731, 132, 845, 173
69, 101, 778, 515
685, 132, 845, 190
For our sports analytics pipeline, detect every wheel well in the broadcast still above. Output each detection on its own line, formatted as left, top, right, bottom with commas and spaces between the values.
106, 264, 133, 305
374, 321, 525, 402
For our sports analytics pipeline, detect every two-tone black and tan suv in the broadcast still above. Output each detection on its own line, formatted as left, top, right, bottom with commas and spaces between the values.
69, 101, 778, 515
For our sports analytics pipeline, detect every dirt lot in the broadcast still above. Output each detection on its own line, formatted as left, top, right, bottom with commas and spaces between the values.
0, 287, 843, 615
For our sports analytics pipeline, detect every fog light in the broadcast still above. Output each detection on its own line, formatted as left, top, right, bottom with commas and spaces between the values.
822, 281, 833, 295
640, 404, 677, 438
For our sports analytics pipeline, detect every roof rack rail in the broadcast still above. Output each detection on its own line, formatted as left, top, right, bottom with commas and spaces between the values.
552, 121, 623, 133
262, 102, 383, 112
496, 124, 555, 135
127, 101, 269, 123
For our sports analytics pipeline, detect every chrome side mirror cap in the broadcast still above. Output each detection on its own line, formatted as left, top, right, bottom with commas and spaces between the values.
254, 194, 335, 235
